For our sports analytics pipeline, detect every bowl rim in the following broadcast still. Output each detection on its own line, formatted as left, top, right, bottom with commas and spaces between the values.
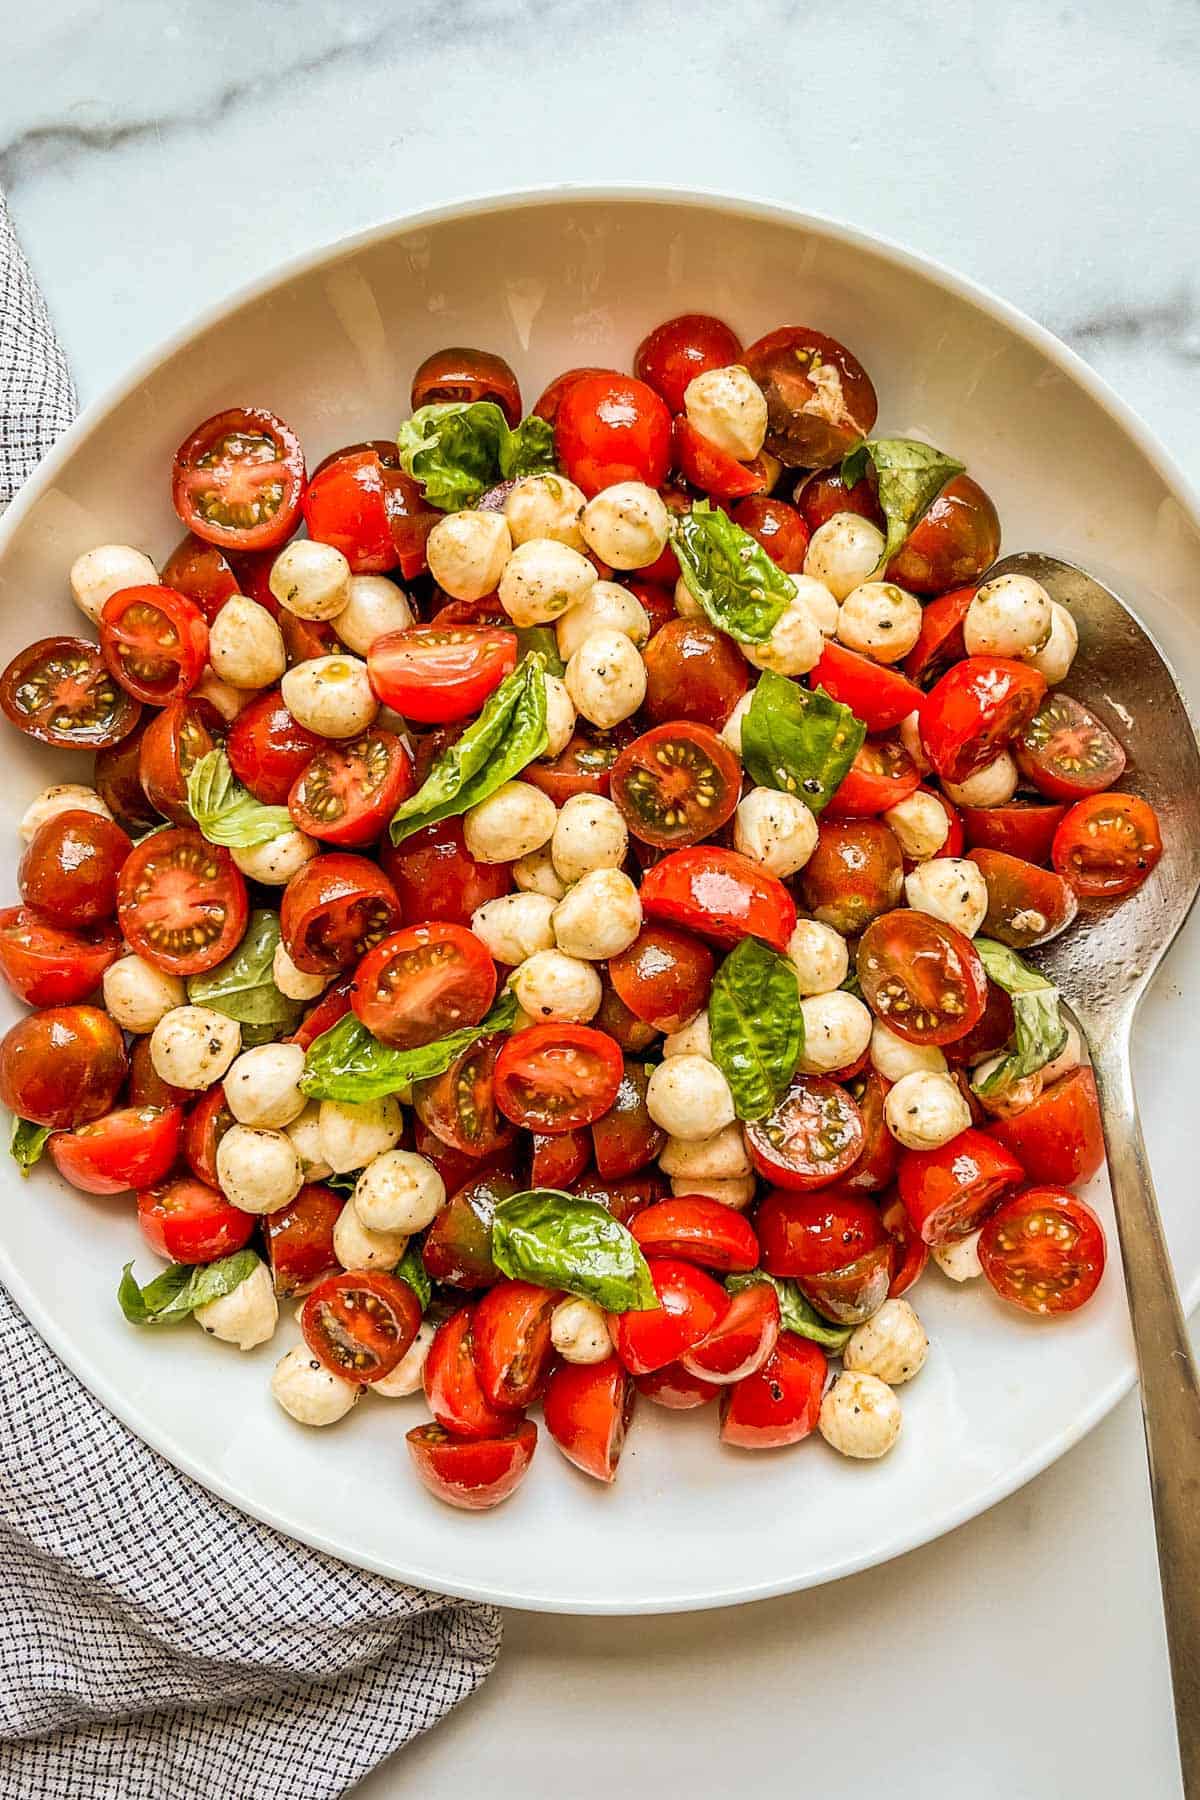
1, 183, 1197, 1612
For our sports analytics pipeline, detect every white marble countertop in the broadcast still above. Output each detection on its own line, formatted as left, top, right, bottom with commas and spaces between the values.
3, 1, 1197, 1793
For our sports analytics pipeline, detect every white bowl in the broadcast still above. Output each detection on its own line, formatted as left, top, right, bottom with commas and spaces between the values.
2, 189, 1199, 1614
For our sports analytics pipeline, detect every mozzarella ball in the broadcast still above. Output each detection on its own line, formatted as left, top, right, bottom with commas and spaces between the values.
646, 1056, 735, 1141
799, 990, 873, 1074
273, 939, 326, 1002
837, 582, 922, 664
194, 1259, 278, 1351
333, 1198, 408, 1271
673, 574, 704, 620
464, 780, 556, 864
662, 1011, 713, 1060
426, 509, 511, 601
963, 574, 1052, 660
208, 595, 286, 690
231, 828, 318, 885
224, 1043, 308, 1129
499, 538, 596, 627
271, 1345, 360, 1426
670, 1174, 757, 1210
353, 1149, 445, 1235
884, 1069, 972, 1150
565, 629, 647, 728
471, 892, 556, 966
742, 601, 822, 676
818, 1371, 902, 1460
1040, 1021, 1082, 1087
192, 670, 252, 723
550, 792, 627, 882
942, 751, 1019, 809
658, 1123, 751, 1180
541, 674, 577, 759
20, 783, 113, 845
318, 1095, 403, 1174
933, 1229, 983, 1282
69, 543, 158, 625
216, 1125, 303, 1214
510, 950, 602, 1023
552, 869, 642, 960
269, 539, 351, 621
884, 789, 949, 862
372, 1318, 437, 1397
580, 483, 670, 571
280, 655, 377, 739
786, 920, 849, 995
150, 1006, 241, 1090
1029, 602, 1078, 685
804, 514, 886, 601
286, 1100, 332, 1182
333, 575, 415, 654
904, 857, 988, 937
683, 364, 768, 461
790, 574, 839, 636
512, 843, 568, 901
844, 1299, 928, 1386
721, 692, 754, 756
551, 1297, 613, 1365
899, 710, 933, 776
556, 581, 649, 661
102, 955, 185, 1034
734, 787, 818, 878
504, 473, 588, 549
870, 1019, 947, 1081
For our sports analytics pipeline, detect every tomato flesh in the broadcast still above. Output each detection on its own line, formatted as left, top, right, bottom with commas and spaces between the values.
424, 1305, 522, 1436
672, 415, 765, 501
0, 636, 141, 751
746, 1080, 866, 1192
172, 405, 305, 553
681, 1282, 780, 1383
472, 1279, 558, 1411
799, 819, 904, 937
543, 1356, 635, 1482
368, 625, 516, 724
640, 848, 796, 953
411, 345, 522, 425
118, 828, 248, 977
719, 1331, 827, 1448
857, 909, 988, 1046
1016, 693, 1126, 802
987, 1067, 1105, 1187
280, 853, 400, 976
1052, 793, 1162, 898
968, 848, 1078, 948
743, 326, 877, 468
898, 1127, 1025, 1246
826, 737, 920, 818
99, 585, 208, 705
288, 730, 414, 848
960, 799, 1069, 865
50, 1105, 182, 1196
352, 922, 496, 1049
412, 1034, 514, 1160
302, 1269, 420, 1384
611, 1256, 729, 1376
493, 1024, 624, 1133
138, 696, 221, 827
611, 720, 741, 848
979, 1186, 1106, 1315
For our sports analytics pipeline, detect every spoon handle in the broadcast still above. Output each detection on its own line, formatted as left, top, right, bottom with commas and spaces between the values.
1090, 1028, 1200, 1796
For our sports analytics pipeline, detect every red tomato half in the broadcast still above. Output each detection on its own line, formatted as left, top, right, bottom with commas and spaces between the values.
182, 1083, 234, 1187
543, 1356, 636, 1482
98, 585, 208, 705
607, 924, 715, 1033
747, 1081, 866, 1193
303, 1269, 421, 1384
288, 730, 414, 847
826, 738, 920, 818
903, 585, 975, 688
424, 1305, 521, 1437
681, 1282, 780, 1383
49, 1105, 181, 1196
979, 1185, 1106, 1314
352, 922, 496, 1049
380, 816, 511, 928
640, 847, 796, 953
1016, 693, 1127, 802
264, 1183, 344, 1296
407, 1420, 538, 1511
611, 720, 742, 848
413, 1034, 515, 1161
811, 640, 921, 733
590, 1058, 664, 1178
634, 313, 742, 413
743, 326, 877, 467
987, 1067, 1105, 1187
118, 828, 248, 977
755, 1186, 887, 1276
555, 374, 671, 496
730, 496, 810, 572
857, 909, 988, 1046
472, 1280, 558, 1411
289, 976, 353, 1052
1051, 793, 1163, 898
493, 1024, 624, 1133
280, 853, 401, 976
672, 416, 765, 502
611, 1257, 729, 1376
412, 345, 522, 425
0, 636, 141, 750
968, 848, 1078, 948
641, 618, 750, 730
138, 696, 221, 826
898, 1128, 1025, 1246
632, 1197, 759, 1272
368, 625, 517, 724
19, 811, 132, 928
171, 405, 305, 553
719, 1331, 827, 1448
920, 656, 1047, 785
138, 1172, 255, 1263
0, 1005, 126, 1128
227, 689, 323, 806
960, 799, 1069, 865
841, 1069, 899, 1194
0, 907, 120, 1006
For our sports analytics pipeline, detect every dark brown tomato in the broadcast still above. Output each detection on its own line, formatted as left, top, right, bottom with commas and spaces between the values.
641, 618, 751, 730
743, 326, 878, 468
19, 811, 132, 928
794, 467, 884, 535
1014, 692, 1127, 803
95, 722, 162, 835
593, 978, 660, 1052
137, 696, 221, 827
886, 474, 1000, 595
942, 980, 1015, 1069
264, 1184, 344, 1296
608, 924, 715, 1034
422, 1171, 519, 1288
0, 1004, 127, 1129
127, 1033, 191, 1111
521, 722, 637, 806
412, 1033, 515, 1159
730, 496, 811, 572
799, 818, 904, 936
840, 1069, 899, 1194
591, 1058, 666, 1179
0, 637, 140, 751
160, 532, 241, 623
411, 346, 522, 427
227, 689, 323, 806
968, 849, 1079, 949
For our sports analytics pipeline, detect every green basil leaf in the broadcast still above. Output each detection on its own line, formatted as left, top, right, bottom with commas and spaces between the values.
186, 910, 302, 1046
300, 989, 519, 1103
741, 671, 866, 813
10, 1117, 50, 1174
670, 501, 795, 643
187, 747, 293, 850
397, 403, 556, 511
970, 938, 1067, 1097
725, 1270, 853, 1351
395, 1240, 432, 1314
841, 437, 965, 569
497, 415, 557, 481
491, 1189, 659, 1313
708, 938, 803, 1121
389, 655, 547, 844
326, 1169, 361, 1196
513, 624, 566, 677
118, 1249, 260, 1327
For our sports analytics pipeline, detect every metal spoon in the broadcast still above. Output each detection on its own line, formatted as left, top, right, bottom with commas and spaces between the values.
984, 552, 1200, 1795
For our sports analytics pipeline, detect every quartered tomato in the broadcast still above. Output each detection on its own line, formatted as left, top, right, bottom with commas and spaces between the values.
0, 636, 140, 750
799, 818, 904, 936
380, 816, 511, 928
640, 847, 796, 953
607, 923, 715, 1033
160, 533, 241, 623
413, 1034, 514, 1160
960, 798, 1069, 865
1052, 792, 1162, 899
795, 467, 884, 535
898, 1127, 1024, 1246
352, 922, 496, 1049
280, 853, 400, 976
886, 474, 1000, 595
543, 1356, 635, 1482
0, 1004, 126, 1129
288, 730, 414, 847
857, 908, 988, 1046
424, 1305, 521, 1436
718, 1331, 827, 1449
979, 1186, 1106, 1315
118, 828, 248, 976
611, 1257, 729, 1376
634, 313, 742, 413
747, 1080, 865, 1193
881, 1191, 929, 1297
406, 1419, 538, 1511
137, 1170, 255, 1262
841, 1069, 899, 1193
811, 640, 921, 733
672, 415, 765, 501
743, 326, 877, 468
903, 584, 976, 687
227, 689, 323, 805
493, 1024, 624, 1133
263, 1183, 344, 1296
531, 1127, 591, 1189
367, 625, 516, 724
635, 1362, 721, 1408
987, 1067, 1105, 1187
98, 585, 208, 705
755, 1185, 886, 1277
303, 1269, 421, 1385
522, 724, 633, 805
411, 345, 522, 425
554, 373, 672, 496
798, 1239, 893, 1324
49, 1104, 181, 1196
138, 695, 221, 826
1015, 693, 1126, 802
968, 848, 1078, 948
641, 618, 751, 730
0, 907, 120, 1006
171, 405, 305, 553
19, 810, 131, 927
182, 1083, 235, 1187
826, 737, 920, 818
591, 1059, 664, 1179
920, 656, 1047, 785
611, 720, 741, 848
730, 496, 810, 572
631, 1197, 759, 1271
681, 1281, 780, 1384
473, 1280, 558, 1411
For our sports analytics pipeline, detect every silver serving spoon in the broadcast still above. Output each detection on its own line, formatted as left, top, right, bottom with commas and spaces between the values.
985, 552, 1200, 1795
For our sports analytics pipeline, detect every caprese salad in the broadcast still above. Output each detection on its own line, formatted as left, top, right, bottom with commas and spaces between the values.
0, 315, 1156, 1511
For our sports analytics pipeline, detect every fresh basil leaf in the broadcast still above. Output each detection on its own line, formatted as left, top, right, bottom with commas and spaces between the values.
513, 624, 566, 677
741, 670, 866, 813
395, 1240, 432, 1314
497, 415, 557, 481
840, 437, 965, 569
397, 403, 556, 511
491, 1189, 659, 1313
708, 939, 803, 1121
300, 990, 519, 1103
187, 747, 293, 850
970, 938, 1067, 1097
670, 501, 795, 644
726, 1270, 852, 1351
186, 910, 302, 1047
10, 1117, 50, 1174
118, 1249, 260, 1327
389, 655, 547, 844
326, 1169, 360, 1196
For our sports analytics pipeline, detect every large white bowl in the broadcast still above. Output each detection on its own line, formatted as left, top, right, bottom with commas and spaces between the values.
2, 189, 1198, 1614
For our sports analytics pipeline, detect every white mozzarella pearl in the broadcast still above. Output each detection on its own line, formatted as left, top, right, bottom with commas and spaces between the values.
658, 1123, 751, 1180
286, 1100, 332, 1182
818, 1371, 902, 1459
898, 709, 933, 776
550, 792, 627, 882
720, 693, 754, 756
426, 509, 511, 601
463, 780, 557, 864
150, 1006, 241, 1090
333, 576, 414, 655
933, 1229, 983, 1282
1029, 601, 1078, 684
216, 1125, 303, 1214
317, 1095, 403, 1173
232, 829, 318, 885
552, 869, 643, 960
904, 857, 989, 937
333, 1200, 408, 1271
271, 1345, 360, 1426
510, 951, 602, 1023
580, 483, 670, 571
69, 543, 158, 625
504, 473, 588, 549
836, 582, 922, 664
803, 514, 886, 601
869, 1020, 947, 1081
192, 670, 252, 723
734, 787, 819, 878
551, 1297, 614, 1364
353, 1150, 446, 1235
470, 892, 556, 966
786, 920, 849, 995
790, 574, 839, 636
512, 843, 568, 901
673, 574, 705, 620
20, 783, 113, 845
372, 1319, 437, 1396
670, 1174, 757, 1210
742, 601, 823, 676
194, 1259, 279, 1351
269, 539, 351, 621
541, 674, 577, 758
208, 596, 287, 689
683, 365, 768, 461
942, 751, 1019, 809
224, 1043, 308, 1129
280, 654, 377, 738
564, 628, 647, 728
662, 1011, 712, 1060
843, 1299, 928, 1386
884, 1069, 972, 1150
555, 582, 649, 661
884, 789, 949, 861
102, 955, 186, 1034
499, 538, 596, 626
645, 1056, 735, 1141
273, 939, 327, 1001
963, 574, 1052, 660
798, 990, 873, 1073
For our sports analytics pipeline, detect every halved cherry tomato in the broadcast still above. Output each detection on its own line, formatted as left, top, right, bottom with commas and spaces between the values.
591, 1058, 664, 1179
610, 720, 741, 849
49, 1105, 181, 1196
138, 696, 221, 826
755, 1185, 886, 1276
730, 496, 810, 572
634, 313, 742, 413
424, 1305, 521, 1435
968, 848, 1078, 948
607, 923, 715, 1034
631, 1196, 759, 1271
126, 1033, 190, 1110
841, 1069, 899, 1193
1015, 693, 1126, 802
0, 907, 120, 1006
554, 373, 671, 496
941, 980, 1015, 1070
640, 847, 796, 953
380, 816, 511, 928
593, 977, 660, 1051
227, 688, 322, 806
799, 818, 904, 936
263, 1183, 344, 1295
987, 1067, 1105, 1187
473, 1279, 558, 1410
826, 737, 920, 818
172, 405, 305, 553
368, 625, 517, 725
288, 975, 353, 1052
413, 1034, 514, 1159
118, 828, 248, 976
543, 1356, 635, 1481
0, 1004, 126, 1128
960, 798, 1069, 865
407, 1419, 538, 1511
280, 853, 400, 975
98, 585, 208, 705
1052, 792, 1162, 898
160, 533, 241, 623
979, 1185, 1106, 1315
303, 448, 397, 574
422, 1171, 516, 1288
887, 474, 1000, 595
521, 721, 638, 805
743, 326, 877, 468
920, 656, 1047, 785
137, 1170, 255, 1262
0, 636, 140, 750
903, 585, 975, 687
641, 618, 750, 730
881, 1191, 929, 1297
303, 1269, 420, 1385
635, 1362, 722, 1408
493, 1024, 624, 1133
95, 722, 161, 835
746, 1080, 865, 1193
681, 1281, 780, 1383
182, 1083, 235, 1187
795, 467, 884, 535
672, 415, 764, 501
19, 811, 131, 928
797, 1241, 893, 1324
810, 640, 921, 734
898, 1127, 1024, 1246
611, 1257, 729, 1376
719, 1331, 827, 1448
533, 365, 623, 425
857, 909, 988, 1046
288, 730, 414, 848
412, 345, 522, 425
352, 922, 496, 1049
531, 1128, 591, 1189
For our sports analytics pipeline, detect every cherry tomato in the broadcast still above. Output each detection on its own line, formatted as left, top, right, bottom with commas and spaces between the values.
1015, 693, 1127, 802
718, 1331, 827, 1449
303, 447, 396, 574
940, 980, 1015, 1072
881, 1191, 929, 1297
640, 618, 751, 730
160, 533, 241, 623
138, 1171, 256, 1263
543, 1356, 635, 1482
797, 1239, 894, 1324
898, 1127, 1024, 1246
172, 405, 305, 553
473, 1279, 558, 1411
287, 730, 414, 848
903, 585, 975, 688
810, 640, 921, 733
631, 1196, 759, 1272
411, 345, 522, 426
118, 828, 248, 977
799, 818, 904, 936
591, 1059, 664, 1179
921, 786, 964, 859
0, 636, 140, 750
635, 1362, 722, 1408
554, 373, 671, 496
633, 313, 742, 413
593, 976, 660, 1051
384, 469, 441, 582
182, 1083, 234, 1187
1052, 792, 1163, 898
887, 474, 1001, 595
730, 495, 810, 572
48, 1105, 181, 1196
368, 625, 517, 725
681, 1281, 780, 1384
288, 974, 354, 1052
960, 799, 1069, 865
227, 689, 323, 806
795, 467, 884, 535
264, 1183, 344, 1296
672, 415, 765, 501
743, 326, 877, 468
302, 1269, 420, 1385
979, 1185, 1106, 1315
522, 723, 637, 805
841, 1069, 899, 1193
611, 1257, 729, 1376
531, 1127, 591, 1189
19, 810, 132, 928
640, 847, 796, 953
98, 585, 208, 706
94, 722, 160, 835
422, 1171, 516, 1288
138, 696, 221, 826
0, 1004, 126, 1128
607, 923, 714, 1034
857, 909, 987, 1047
493, 1024, 624, 1134
352, 922, 496, 1049
424, 1305, 521, 1435
380, 817, 511, 928
280, 853, 400, 976
987, 1067, 1105, 1187
0, 907, 120, 1006
744, 1079, 863, 1194
755, 1185, 886, 1278
406, 1419, 538, 1511
126, 1033, 190, 1110
610, 720, 741, 849
967, 848, 1078, 948
826, 737, 920, 818
413, 1034, 515, 1160
920, 656, 1047, 785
